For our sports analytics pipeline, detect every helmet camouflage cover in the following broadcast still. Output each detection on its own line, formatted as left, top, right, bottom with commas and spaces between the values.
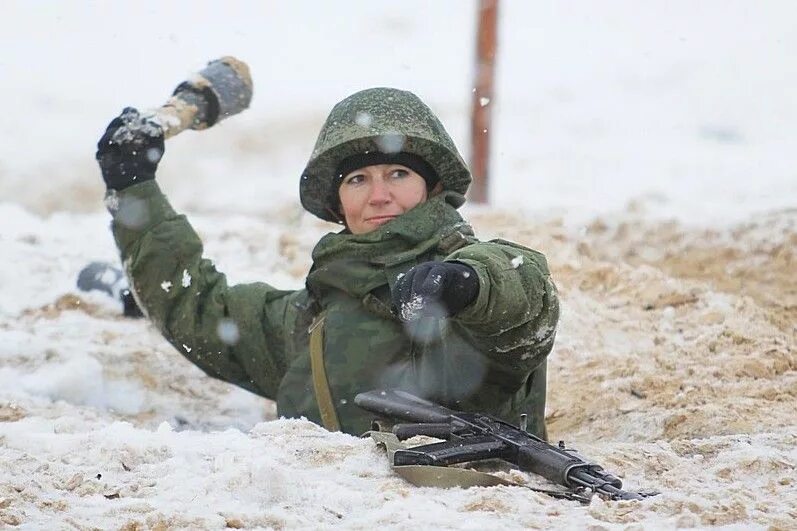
300, 87, 472, 222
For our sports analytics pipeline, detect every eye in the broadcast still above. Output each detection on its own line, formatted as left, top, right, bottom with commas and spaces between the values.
389, 168, 409, 179
343, 173, 365, 185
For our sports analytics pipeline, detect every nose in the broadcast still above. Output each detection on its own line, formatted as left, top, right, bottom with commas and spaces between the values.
367, 177, 392, 205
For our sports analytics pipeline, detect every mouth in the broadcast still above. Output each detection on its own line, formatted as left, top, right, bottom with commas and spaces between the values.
366, 215, 398, 225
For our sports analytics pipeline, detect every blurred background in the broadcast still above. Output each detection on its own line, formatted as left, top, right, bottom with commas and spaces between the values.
1, 0, 795, 223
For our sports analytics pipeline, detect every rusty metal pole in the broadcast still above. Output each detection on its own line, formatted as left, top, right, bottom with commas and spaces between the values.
469, 0, 499, 204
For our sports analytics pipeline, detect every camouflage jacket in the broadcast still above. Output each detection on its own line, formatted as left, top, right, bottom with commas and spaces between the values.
108, 183, 559, 437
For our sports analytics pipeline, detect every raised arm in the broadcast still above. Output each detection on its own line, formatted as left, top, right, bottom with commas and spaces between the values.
96, 108, 297, 398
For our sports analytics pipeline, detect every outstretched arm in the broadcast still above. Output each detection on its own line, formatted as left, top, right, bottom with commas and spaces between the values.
447, 240, 559, 373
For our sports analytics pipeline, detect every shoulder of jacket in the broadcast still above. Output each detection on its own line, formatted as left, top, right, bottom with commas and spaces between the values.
281, 289, 321, 359
290, 289, 320, 322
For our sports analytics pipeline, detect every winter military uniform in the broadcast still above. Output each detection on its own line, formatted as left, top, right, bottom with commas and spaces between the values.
101, 88, 559, 438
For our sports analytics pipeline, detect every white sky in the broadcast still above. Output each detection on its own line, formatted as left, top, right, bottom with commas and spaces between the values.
1, 0, 795, 224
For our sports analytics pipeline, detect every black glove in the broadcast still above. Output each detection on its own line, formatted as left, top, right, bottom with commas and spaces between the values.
96, 107, 165, 191
392, 261, 480, 321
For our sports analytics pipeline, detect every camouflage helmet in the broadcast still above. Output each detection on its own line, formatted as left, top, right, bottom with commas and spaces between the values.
300, 87, 472, 222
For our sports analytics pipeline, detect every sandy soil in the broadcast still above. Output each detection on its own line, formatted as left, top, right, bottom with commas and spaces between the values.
1, 199, 795, 529
470, 207, 796, 527
236, 203, 797, 527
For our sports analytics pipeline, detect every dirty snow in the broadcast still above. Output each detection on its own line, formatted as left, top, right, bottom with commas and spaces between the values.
1, 1, 796, 529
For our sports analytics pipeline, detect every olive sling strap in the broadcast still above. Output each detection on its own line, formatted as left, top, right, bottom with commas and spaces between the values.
367, 431, 511, 488
308, 314, 341, 431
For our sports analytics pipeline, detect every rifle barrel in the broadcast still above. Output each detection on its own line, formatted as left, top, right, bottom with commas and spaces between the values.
569, 470, 643, 501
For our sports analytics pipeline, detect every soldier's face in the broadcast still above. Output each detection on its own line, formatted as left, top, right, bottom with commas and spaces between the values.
338, 164, 428, 234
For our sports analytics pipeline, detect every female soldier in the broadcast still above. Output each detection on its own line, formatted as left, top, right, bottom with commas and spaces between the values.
96, 87, 559, 438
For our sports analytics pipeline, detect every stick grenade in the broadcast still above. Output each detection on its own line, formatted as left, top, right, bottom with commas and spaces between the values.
135, 56, 253, 140
469, 0, 499, 204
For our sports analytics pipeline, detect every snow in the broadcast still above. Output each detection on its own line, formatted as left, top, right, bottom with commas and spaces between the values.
181, 269, 192, 288
398, 294, 428, 323
1, 0, 796, 528
216, 319, 241, 346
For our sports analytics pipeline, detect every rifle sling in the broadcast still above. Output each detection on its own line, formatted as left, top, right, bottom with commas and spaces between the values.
309, 313, 341, 432
366, 431, 591, 503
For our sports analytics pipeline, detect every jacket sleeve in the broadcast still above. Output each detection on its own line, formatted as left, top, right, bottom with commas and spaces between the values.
106, 181, 297, 399
446, 239, 559, 373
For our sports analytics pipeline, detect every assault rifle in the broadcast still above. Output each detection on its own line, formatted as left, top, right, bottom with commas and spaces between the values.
355, 389, 655, 502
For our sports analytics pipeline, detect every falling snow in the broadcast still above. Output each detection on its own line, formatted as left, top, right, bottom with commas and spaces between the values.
375, 132, 405, 154
216, 318, 240, 346
1, 3, 795, 529
355, 111, 373, 128
181, 269, 192, 288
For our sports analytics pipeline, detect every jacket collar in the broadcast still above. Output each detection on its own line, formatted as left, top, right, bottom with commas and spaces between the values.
306, 192, 471, 301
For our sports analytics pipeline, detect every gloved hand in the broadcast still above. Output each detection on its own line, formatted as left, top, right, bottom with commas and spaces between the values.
96, 107, 165, 191
392, 261, 479, 322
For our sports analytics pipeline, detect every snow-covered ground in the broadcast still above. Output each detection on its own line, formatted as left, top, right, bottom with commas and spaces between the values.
1, 1, 795, 529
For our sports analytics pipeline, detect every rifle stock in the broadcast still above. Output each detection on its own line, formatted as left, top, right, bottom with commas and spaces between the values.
353, 389, 453, 424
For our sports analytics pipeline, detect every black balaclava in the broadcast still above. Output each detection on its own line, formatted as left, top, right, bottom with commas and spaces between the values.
335, 152, 440, 191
